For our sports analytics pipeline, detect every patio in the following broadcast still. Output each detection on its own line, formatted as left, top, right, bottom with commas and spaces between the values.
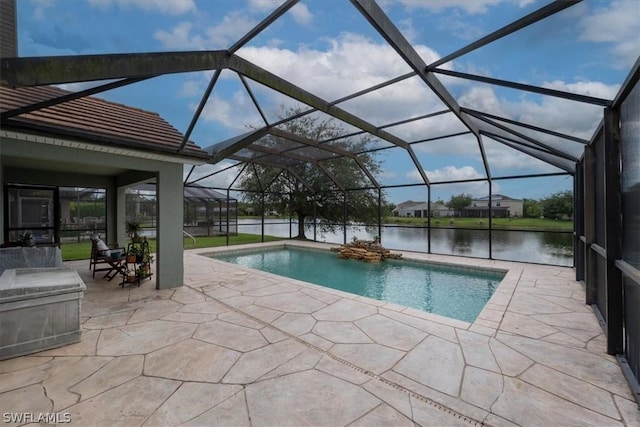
0, 241, 637, 426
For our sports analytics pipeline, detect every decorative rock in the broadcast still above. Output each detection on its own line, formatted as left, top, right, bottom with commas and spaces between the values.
332, 239, 402, 262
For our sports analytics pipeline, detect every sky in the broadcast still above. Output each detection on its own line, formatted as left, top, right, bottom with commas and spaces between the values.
15, 0, 640, 204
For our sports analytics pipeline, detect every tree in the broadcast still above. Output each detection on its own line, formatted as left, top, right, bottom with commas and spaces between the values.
382, 202, 396, 218
523, 198, 542, 218
447, 194, 472, 217
541, 190, 573, 219
238, 107, 385, 239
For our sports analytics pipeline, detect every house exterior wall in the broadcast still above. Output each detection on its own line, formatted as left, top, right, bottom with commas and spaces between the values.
0, 0, 17, 58
1, 132, 189, 289
156, 164, 184, 288
432, 205, 455, 217
0, 159, 3, 243
392, 202, 422, 217
471, 196, 523, 217
393, 202, 454, 217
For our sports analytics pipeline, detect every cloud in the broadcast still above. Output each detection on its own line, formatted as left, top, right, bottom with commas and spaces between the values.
157, 13, 616, 182
237, 33, 440, 115
29, 26, 92, 53
184, 162, 240, 188
154, 11, 258, 50
248, 0, 282, 12
198, 92, 264, 131
379, 171, 397, 180
31, 0, 56, 20
153, 2, 315, 51
579, 0, 640, 69
290, 3, 313, 25
459, 80, 619, 140
397, 0, 506, 15
405, 165, 496, 195
216, 32, 608, 177
437, 14, 485, 41
247, 0, 313, 25
205, 11, 259, 49
154, 22, 205, 50
88, 0, 196, 15
426, 165, 484, 182
458, 86, 508, 117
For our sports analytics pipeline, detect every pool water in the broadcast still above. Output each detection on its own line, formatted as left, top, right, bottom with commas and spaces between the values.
210, 247, 504, 322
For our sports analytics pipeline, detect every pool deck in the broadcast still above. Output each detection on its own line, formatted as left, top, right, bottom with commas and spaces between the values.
1, 241, 638, 426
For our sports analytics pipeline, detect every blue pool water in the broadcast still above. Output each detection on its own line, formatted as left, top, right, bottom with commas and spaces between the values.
210, 247, 504, 322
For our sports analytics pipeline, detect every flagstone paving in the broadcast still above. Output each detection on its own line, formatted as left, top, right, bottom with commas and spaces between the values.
1, 240, 638, 426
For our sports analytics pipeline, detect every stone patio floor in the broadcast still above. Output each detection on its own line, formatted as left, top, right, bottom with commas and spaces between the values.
1, 240, 638, 426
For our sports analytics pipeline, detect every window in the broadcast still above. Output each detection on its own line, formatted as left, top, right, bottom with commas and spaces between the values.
6, 185, 57, 244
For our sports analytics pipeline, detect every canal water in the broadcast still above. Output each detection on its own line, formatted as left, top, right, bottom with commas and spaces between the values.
236, 219, 574, 266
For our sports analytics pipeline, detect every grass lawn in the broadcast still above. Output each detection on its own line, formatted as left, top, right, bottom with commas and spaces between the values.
237, 215, 573, 231
61, 233, 285, 262
384, 216, 573, 231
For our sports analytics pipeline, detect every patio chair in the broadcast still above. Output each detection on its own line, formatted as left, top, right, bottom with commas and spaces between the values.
89, 235, 125, 280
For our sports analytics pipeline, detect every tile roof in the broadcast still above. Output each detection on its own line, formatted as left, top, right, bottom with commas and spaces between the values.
0, 85, 207, 159
474, 194, 522, 201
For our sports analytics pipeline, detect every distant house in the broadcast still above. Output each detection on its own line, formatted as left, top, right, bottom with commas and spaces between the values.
392, 201, 423, 217
393, 201, 454, 218
464, 194, 523, 218
431, 203, 455, 217
394, 194, 522, 219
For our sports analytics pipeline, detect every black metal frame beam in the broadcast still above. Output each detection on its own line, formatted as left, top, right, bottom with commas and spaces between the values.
482, 132, 574, 173
378, 109, 450, 130
285, 168, 315, 194
433, 68, 611, 106
483, 131, 578, 163
204, 128, 269, 163
248, 143, 321, 165
186, 161, 244, 186
410, 131, 472, 145
228, 153, 293, 170
269, 128, 353, 158
268, 128, 381, 189
466, 109, 579, 162
427, 0, 581, 69
316, 163, 345, 191
230, 151, 345, 192
1, 50, 231, 86
612, 56, 640, 107
238, 74, 270, 127
350, 0, 480, 138
178, 69, 222, 152
227, 0, 298, 55
229, 56, 413, 151
603, 107, 623, 354
0, 76, 154, 120
328, 72, 416, 106
349, 0, 495, 187
462, 108, 589, 145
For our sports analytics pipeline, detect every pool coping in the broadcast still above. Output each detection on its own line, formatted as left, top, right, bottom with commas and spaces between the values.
193, 240, 521, 332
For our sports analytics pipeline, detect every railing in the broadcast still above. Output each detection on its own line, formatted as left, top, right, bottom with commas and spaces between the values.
183, 230, 197, 248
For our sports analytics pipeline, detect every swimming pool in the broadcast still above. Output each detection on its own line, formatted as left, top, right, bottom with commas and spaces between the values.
209, 247, 505, 322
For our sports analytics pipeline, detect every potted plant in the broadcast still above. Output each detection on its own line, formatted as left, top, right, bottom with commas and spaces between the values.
125, 251, 136, 263
126, 266, 137, 283
20, 231, 32, 246
126, 245, 143, 263
125, 220, 142, 242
